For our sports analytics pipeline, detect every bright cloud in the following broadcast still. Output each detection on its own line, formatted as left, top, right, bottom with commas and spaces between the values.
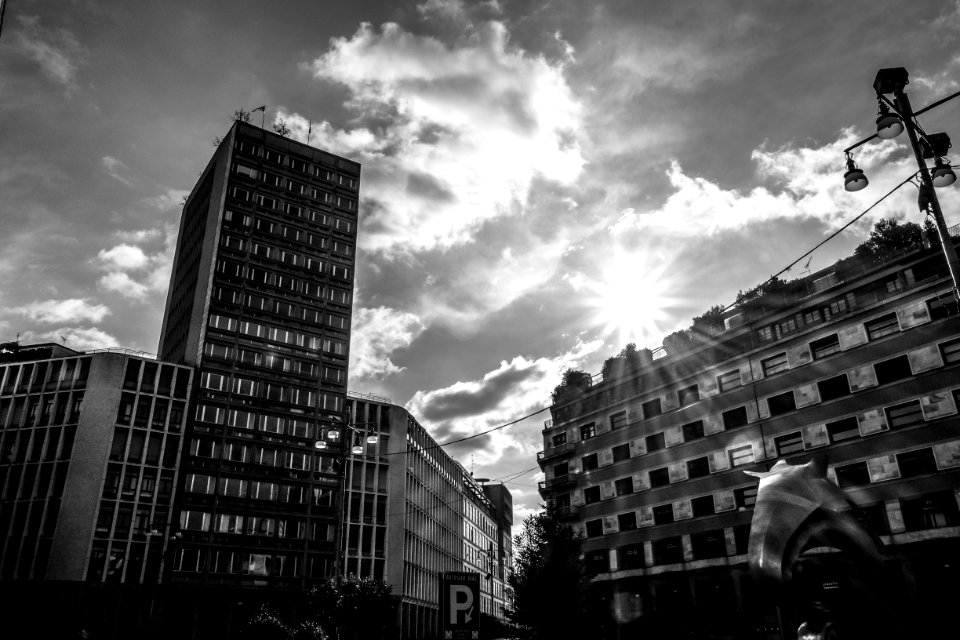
97, 244, 150, 271
20, 326, 120, 351
350, 306, 426, 379
12, 298, 111, 324
613, 129, 926, 237
295, 8, 584, 254
95, 221, 179, 301
14, 15, 83, 91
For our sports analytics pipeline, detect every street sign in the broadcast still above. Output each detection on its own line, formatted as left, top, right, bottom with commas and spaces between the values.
441, 572, 481, 640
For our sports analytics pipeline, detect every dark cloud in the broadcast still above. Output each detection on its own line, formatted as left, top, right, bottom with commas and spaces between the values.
419, 364, 546, 422
405, 171, 457, 202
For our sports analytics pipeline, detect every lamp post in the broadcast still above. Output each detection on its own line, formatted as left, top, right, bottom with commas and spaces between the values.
318, 414, 378, 586
844, 67, 960, 297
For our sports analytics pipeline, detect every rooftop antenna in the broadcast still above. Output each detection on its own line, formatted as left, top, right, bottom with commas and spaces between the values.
800, 255, 813, 277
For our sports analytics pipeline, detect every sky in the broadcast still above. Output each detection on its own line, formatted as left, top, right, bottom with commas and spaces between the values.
2, 0, 960, 522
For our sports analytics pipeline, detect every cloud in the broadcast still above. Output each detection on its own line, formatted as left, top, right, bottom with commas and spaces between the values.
141, 188, 189, 211
294, 8, 584, 254
97, 244, 149, 271
101, 156, 134, 186
611, 128, 923, 238
349, 306, 426, 379
12, 298, 111, 324
406, 339, 602, 462
98, 272, 149, 299
20, 327, 120, 351
13, 15, 83, 91
95, 220, 179, 301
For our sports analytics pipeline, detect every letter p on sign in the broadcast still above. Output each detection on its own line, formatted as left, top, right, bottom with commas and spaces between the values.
449, 584, 474, 624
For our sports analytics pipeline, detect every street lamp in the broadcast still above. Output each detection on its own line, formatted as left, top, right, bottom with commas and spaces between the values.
843, 66, 960, 296
321, 414, 379, 585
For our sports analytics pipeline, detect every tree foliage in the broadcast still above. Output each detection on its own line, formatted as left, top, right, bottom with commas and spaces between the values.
551, 369, 592, 404
508, 508, 589, 640
853, 218, 935, 265
243, 576, 392, 640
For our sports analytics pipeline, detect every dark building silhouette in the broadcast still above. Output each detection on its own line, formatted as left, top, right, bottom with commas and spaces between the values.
539, 238, 960, 637
157, 119, 361, 589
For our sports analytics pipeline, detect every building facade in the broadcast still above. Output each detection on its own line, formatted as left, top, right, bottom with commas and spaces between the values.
342, 396, 513, 640
0, 343, 193, 635
539, 242, 960, 637
157, 119, 361, 587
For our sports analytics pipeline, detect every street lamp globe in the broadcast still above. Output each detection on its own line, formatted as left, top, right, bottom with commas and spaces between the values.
932, 158, 957, 188
844, 156, 869, 192
876, 104, 904, 140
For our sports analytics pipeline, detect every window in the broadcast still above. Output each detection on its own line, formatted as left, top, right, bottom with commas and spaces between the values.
835, 462, 869, 488
874, 354, 912, 385
551, 432, 567, 447
646, 432, 665, 452
682, 420, 704, 442
619, 544, 644, 570
554, 494, 570, 509
885, 399, 924, 430
762, 353, 789, 376
691, 494, 715, 518
641, 398, 662, 419
583, 486, 601, 504
816, 374, 850, 402
823, 296, 849, 319
810, 334, 841, 360
584, 549, 608, 573
585, 519, 603, 538
896, 448, 937, 478
581, 454, 598, 471
826, 416, 860, 443
734, 486, 757, 509
717, 369, 741, 392
618, 511, 637, 531
722, 406, 748, 429
757, 326, 775, 343
803, 309, 822, 326
865, 313, 899, 340
941, 339, 960, 364
652, 536, 683, 565
615, 477, 634, 496
612, 443, 630, 462
609, 410, 628, 430
691, 529, 727, 560
687, 456, 710, 479
928, 295, 959, 320
901, 491, 960, 531
774, 432, 804, 456
767, 391, 797, 416
729, 444, 755, 467
677, 384, 699, 406
652, 504, 674, 525
649, 467, 670, 488
579, 423, 596, 440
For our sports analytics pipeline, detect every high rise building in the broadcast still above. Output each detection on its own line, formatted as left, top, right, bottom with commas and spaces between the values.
0, 343, 193, 635
343, 395, 513, 640
157, 119, 361, 587
538, 240, 960, 637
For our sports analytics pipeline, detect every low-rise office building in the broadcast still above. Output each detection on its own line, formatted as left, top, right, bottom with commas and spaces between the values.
539, 241, 960, 636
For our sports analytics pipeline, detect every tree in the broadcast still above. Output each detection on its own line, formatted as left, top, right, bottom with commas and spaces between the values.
690, 304, 726, 339
307, 575, 393, 640
508, 508, 589, 640
551, 369, 592, 404
273, 120, 291, 137
233, 108, 251, 123
661, 329, 696, 355
853, 217, 935, 265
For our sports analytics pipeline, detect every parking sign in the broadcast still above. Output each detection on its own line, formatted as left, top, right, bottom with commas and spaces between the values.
441, 572, 481, 640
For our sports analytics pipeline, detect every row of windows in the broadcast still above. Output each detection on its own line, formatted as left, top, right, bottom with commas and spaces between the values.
233, 162, 358, 210
208, 314, 347, 355
172, 547, 309, 577
233, 138, 359, 189
833, 437, 960, 488
194, 403, 328, 440
198, 372, 343, 412
211, 286, 349, 335
227, 186, 356, 231
116, 393, 186, 431
550, 406, 755, 480
181, 471, 336, 505
187, 439, 340, 476
121, 359, 191, 398
1, 391, 84, 429
0, 358, 90, 397
217, 259, 351, 298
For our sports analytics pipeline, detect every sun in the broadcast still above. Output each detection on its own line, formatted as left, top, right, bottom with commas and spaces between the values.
582, 250, 684, 349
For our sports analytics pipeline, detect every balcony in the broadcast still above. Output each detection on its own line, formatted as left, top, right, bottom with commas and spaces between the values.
538, 473, 577, 496
553, 504, 579, 520
536, 442, 575, 465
